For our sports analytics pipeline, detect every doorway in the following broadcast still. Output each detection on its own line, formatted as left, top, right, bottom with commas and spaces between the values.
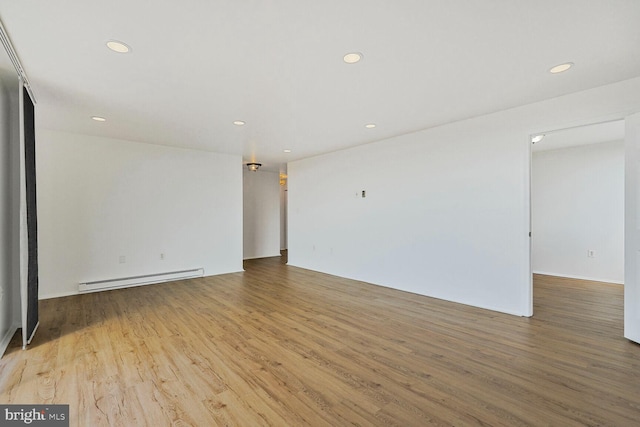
530, 120, 625, 285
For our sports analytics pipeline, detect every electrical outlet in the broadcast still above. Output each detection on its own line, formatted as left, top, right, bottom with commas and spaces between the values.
160, 253, 165, 260
119, 255, 126, 264
587, 250, 596, 258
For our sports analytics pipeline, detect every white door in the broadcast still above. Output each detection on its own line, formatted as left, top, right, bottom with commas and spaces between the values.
625, 113, 640, 344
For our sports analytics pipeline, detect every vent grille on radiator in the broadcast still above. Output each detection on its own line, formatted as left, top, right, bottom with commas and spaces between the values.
79, 268, 204, 293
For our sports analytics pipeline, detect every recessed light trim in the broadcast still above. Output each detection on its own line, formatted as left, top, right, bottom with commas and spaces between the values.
365, 123, 376, 129
91, 116, 106, 122
283, 149, 292, 153
343, 52, 363, 64
106, 40, 131, 53
233, 120, 246, 126
549, 62, 573, 74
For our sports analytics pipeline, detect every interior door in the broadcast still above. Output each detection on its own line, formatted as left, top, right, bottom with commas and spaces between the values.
625, 112, 640, 344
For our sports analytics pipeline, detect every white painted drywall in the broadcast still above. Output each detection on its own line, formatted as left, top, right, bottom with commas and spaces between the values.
280, 183, 287, 250
532, 140, 624, 283
243, 170, 281, 259
37, 130, 243, 299
288, 77, 640, 317
0, 70, 20, 355
288, 120, 530, 315
0, 73, 13, 351
624, 113, 640, 343
9, 84, 20, 334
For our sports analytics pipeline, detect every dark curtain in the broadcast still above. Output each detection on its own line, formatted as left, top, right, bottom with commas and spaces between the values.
23, 86, 38, 342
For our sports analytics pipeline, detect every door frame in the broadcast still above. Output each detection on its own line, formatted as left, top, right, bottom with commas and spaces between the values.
527, 115, 630, 320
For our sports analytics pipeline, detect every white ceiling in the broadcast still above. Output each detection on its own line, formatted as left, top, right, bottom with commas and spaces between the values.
1, 1, 639, 172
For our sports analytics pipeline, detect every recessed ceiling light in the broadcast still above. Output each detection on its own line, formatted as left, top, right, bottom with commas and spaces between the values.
531, 134, 545, 143
343, 52, 363, 64
549, 62, 573, 74
106, 40, 131, 53
91, 116, 106, 122
365, 123, 376, 129
283, 149, 292, 153
233, 120, 246, 126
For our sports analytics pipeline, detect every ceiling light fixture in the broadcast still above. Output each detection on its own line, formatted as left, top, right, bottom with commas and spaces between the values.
365, 123, 376, 128
549, 62, 573, 74
531, 134, 545, 144
233, 120, 246, 126
106, 40, 131, 53
343, 52, 363, 64
247, 162, 261, 172
91, 116, 106, 122
283, 149, 292, 153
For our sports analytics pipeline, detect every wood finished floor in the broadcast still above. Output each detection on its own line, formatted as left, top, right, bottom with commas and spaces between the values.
1, 256, 639, 426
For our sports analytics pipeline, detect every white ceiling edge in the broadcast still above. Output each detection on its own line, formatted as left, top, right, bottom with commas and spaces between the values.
532, 120, 625, 152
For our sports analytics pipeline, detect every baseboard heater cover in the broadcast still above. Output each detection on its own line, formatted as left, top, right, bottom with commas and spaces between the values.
79, 268, 204, 293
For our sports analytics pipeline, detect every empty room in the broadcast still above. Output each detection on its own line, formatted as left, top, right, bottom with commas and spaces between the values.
1, 1, 640, 426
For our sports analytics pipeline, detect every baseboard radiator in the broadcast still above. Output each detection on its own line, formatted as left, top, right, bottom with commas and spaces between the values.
78, 268, 204, 293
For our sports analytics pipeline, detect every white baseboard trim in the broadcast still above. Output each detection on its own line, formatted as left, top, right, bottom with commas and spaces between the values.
243, 253, 282, 260
533, 271, 623, 285
39, 289, 80, 300
0, 325, 18, 358
288, 261, 533, 317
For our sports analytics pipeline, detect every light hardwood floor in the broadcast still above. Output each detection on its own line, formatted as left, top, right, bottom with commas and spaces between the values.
1, 255, 639, 426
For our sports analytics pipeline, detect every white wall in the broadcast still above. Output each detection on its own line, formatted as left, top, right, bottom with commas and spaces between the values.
532, 141, 624, 283
288, 77, 640, 317
243, 170, 281, 259
0, 70, 20, 355
289, 119, 529, 315
280, 180, 287, 250
0, 73, 13, 351
37, 130, 243, 299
